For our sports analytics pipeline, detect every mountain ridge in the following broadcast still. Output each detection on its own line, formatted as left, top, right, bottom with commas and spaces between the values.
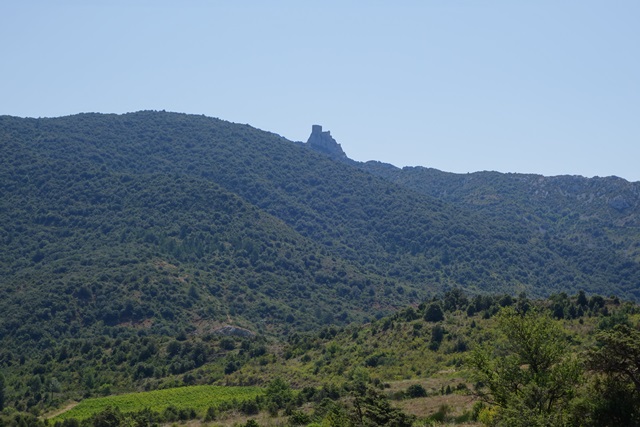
3, 110, 640, 418
2, 110, 640, 351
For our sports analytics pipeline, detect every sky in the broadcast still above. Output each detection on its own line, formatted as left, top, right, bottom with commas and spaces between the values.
2, 1, 639, 181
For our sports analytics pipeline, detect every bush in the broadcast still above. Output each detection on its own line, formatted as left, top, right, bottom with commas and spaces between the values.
240, 399, 260, 415
91, 407, 124, 427
406, 384, 427, 398
288, 409, 311, 425
204, 406, 217, 422
428, 404, 451, 423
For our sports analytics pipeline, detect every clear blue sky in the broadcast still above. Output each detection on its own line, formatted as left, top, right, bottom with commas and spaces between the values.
2, 1, 639, 181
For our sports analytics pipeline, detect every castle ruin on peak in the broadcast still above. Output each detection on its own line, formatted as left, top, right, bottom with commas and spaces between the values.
305, 125, 347, 159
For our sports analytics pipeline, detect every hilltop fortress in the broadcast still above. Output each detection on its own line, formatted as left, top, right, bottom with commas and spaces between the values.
305, 125, 347, 159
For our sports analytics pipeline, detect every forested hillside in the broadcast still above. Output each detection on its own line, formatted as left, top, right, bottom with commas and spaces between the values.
7, 290, 640, 426
2, 111, 640, 424
2, 111, 640, 347
361, 162, 640, 263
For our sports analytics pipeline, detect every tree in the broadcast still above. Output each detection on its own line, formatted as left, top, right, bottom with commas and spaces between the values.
265, 377, 293, 410
470, 307, 582, 426
429, 324, 445, 351
443, 288, 468, 312
424, 303, 444, 322
589, 295, 605, 311
576, 290, 588, 307
352, 386, 415, 427
515, 291, 530, 314
589, 324, 640, 390
586, 324, 640, 425
0, 372, 5, 411
91, 407, 124, 427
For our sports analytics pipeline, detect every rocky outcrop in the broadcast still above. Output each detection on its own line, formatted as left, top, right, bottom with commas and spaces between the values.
212, 325, 255, 337
305, 125, 347, 159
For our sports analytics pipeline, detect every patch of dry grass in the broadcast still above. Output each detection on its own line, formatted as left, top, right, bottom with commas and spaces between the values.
395, 393, 476, 419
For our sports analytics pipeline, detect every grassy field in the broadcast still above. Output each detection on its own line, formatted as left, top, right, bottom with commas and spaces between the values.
52, 385, 264, 421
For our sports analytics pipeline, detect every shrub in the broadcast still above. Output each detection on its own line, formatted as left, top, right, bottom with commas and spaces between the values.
405, 384, 427, 398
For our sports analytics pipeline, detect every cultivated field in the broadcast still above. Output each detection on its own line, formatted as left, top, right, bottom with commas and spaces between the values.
52, 385, 263, 421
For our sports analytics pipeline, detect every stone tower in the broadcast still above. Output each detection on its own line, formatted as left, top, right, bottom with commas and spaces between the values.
305, 125, 347, 159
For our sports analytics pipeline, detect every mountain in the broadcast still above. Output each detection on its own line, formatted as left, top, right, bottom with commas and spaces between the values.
1, 110, 640, 352
360, 162, 640, 265
2, 111, 640, 416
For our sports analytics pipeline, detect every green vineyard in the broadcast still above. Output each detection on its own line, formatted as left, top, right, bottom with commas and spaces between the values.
53, 385, 264, 421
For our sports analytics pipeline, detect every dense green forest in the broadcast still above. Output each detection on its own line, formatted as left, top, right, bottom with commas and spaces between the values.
1, 111, 640, 425
360, 162, 640, 265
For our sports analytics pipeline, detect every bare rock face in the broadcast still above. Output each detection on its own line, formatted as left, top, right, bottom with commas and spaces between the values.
306, 125, 347, 159
212, 325, 255, 337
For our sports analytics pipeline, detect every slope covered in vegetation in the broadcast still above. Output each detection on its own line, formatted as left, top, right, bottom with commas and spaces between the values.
2, 112, 639, 328
361, 163, 640, 266
2, 111, 640, 424
10, 291, 639, 427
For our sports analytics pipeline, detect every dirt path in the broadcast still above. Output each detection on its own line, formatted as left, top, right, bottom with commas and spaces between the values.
43, 401, 79, 419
